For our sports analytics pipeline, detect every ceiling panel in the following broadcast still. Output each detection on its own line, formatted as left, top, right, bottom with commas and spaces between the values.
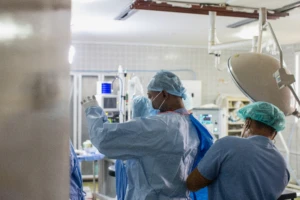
71, 0, 300, 46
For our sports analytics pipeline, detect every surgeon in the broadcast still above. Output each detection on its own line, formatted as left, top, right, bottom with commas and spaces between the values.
115, 96, 151, 200
82, 70, 213, 200
186, 101, 289, 200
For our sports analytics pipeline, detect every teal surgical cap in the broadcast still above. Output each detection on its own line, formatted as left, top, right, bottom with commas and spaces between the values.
132, 96, 151, 118
147, 70, 187, 99
237, 101, 286, 132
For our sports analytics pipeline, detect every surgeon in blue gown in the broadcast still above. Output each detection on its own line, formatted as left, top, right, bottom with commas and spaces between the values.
115, 95, 151, 200
82, 70, 213, 200
69, 141, 85, 200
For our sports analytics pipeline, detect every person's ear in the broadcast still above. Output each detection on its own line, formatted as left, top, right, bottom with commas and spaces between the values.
271, 132, 277, 140
245, 119, 252, 129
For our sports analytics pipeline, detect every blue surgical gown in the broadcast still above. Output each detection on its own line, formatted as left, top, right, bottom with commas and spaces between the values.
70, 142, 85, 200
85, 106, 200, 200
115, 159, 128, 200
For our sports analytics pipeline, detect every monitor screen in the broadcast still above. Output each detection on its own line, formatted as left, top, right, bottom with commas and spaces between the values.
199, 114, 212, 124
103, 97, 117, 109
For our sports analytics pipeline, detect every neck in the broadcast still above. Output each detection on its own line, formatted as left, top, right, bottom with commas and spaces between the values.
161, 104, 184, 112
161, 98, 185, 112
249, 131, 275, 140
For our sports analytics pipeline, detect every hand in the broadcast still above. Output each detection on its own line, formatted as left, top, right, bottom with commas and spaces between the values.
81, 95, 99, 110
81, 95, 95, 104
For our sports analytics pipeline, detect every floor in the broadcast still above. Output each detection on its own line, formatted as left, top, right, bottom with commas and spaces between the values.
83, 181, 98, 200
83, 181, 300, 200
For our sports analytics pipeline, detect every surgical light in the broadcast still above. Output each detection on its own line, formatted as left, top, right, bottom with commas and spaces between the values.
228, 52, 297, 116
227, 7, 300, 118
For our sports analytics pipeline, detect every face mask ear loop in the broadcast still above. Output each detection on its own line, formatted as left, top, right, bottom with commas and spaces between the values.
272, 132, 277, 142
158, 97, 168, 110
152, 91, 162, 102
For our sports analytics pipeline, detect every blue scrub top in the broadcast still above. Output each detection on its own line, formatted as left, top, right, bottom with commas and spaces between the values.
197, 136, 290, 200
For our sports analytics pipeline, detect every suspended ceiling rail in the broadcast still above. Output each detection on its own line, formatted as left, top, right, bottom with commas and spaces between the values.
131, 0, 289, 19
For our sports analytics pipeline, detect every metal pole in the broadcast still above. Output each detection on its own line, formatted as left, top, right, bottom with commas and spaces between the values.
257, 8, 267, 53
208, 11, 216, 54
251, 36, 258, 52
93, 161, 96, 194
278, 132, 290, 164
78, 75, 83, 149
210, 40, 252, 50
288, 85, 300, 108
267, 21, 284, 68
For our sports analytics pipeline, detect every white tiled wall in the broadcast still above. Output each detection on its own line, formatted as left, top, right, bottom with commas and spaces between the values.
72, 42, 244, 104
72, 41, 300, 181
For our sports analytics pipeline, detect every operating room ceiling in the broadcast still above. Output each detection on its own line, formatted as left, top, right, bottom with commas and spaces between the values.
71, 0, 300, 46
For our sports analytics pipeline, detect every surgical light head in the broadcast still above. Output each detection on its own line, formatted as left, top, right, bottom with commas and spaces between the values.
147, 70, 187, 99
237, 101, 285, 132
227, 52, 298, 117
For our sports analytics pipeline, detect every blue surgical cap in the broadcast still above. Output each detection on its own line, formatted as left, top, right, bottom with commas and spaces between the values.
237, 101, 286, 132
132, 96, 151, 118
147, 70, 187, 99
